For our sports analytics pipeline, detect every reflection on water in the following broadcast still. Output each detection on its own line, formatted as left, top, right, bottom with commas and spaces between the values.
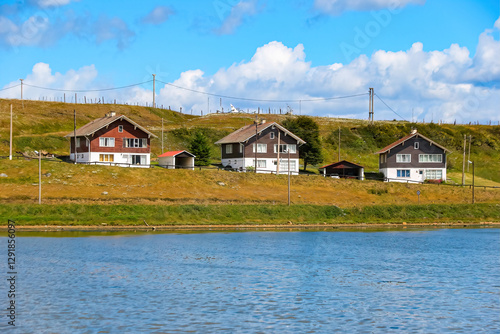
1, 228, 499, 333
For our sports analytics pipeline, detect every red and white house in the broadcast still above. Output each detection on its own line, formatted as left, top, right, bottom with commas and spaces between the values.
65, 112, 157, 167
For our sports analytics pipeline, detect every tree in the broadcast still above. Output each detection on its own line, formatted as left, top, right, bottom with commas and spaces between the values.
282, 116, 323, 171
189, 131, 211, 166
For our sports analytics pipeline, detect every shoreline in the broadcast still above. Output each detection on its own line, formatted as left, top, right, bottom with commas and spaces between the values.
3, 221, 499, 232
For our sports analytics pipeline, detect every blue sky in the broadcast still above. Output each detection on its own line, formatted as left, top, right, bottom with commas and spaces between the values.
1, 0, 499, 123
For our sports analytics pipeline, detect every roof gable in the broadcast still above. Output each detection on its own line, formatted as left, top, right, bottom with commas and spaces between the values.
65, 114, 157, 138
214, 122, 306, 145
158, 150, 195, 158
375, 131, 449, 154
320, 160, 364, 169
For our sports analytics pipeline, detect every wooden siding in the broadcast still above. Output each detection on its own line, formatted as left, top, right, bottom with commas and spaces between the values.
70, 119, 151, 154
220, 125, 301, 160
379, 137, 446, 169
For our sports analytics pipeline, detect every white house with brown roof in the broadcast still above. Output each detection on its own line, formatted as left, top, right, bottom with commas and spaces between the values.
215, 121, 306, 174
375, 130, 450, 183
65, 112, 157, 167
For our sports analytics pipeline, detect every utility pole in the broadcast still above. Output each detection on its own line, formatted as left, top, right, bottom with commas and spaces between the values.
9, 104, 13, 160
471, 161, 475, 204
276, 130, 280, 175
287, 149, 291, 206
161, 118, 164, 153
39, 150, 42, 205
19, 79, 24, 108
368, 88, 374, 124
462, 134, 466, 185
338, 126, 341, 161
74, 109, 77, 164
254, 119, 258, 173
152, 74, 156, 108
467, 135, 471, 172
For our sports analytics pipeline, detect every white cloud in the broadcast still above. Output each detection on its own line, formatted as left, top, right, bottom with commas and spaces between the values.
314, 0, 425, 15
215, 0, 260, 35
33, 0, 77, 8
3, 20, 499, 123
0, 9, 135, 49
157, 25, 500, 123
141, 6, 174, 25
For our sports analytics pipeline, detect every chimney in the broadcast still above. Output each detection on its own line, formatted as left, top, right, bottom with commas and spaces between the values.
411, 129, 417, 134
107, 111, 116, 117
260, 119, 266, 124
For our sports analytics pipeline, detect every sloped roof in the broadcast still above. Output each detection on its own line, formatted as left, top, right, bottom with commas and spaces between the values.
214, 122, 306, 145
375, 131, 449, 154
158, 150, 195, 158
320, 160, 364, 169
65, 114, 157, 138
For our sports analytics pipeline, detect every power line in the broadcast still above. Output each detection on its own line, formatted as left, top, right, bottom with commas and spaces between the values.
0, 84, 21, 92
157, 79, 368, 103
374, 93, 407, 121
22, 80, 153, 93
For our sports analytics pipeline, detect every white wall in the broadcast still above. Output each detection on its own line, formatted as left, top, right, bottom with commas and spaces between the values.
222, 158, 300, 174
72, 152, 150, 168
380, 167, 446, 183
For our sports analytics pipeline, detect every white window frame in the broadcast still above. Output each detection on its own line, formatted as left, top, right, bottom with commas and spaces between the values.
396, 154, 411, 163
225, 144, 232, 154
123, 138, 147, 148
419, 154, 442, 163
76, 137, 81, 147
270, 132, 275, 139
274, 144, 296, 154
279, 159, 297, 171
257, 160, 266, 168
118, 125, 123, 133
253, 143, 267, 153
414, 142, 419, 149
99, 137, 115, 147
131, 155, 146, 165
99, 154, 114, 162
425, 169, 443, 180
396, 169, 410, 178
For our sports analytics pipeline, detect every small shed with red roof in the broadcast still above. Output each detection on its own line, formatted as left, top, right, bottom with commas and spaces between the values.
319, 160, 364, 179
158, 150, 196, 169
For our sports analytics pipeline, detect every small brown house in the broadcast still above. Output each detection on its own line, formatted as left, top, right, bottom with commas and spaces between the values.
215, 121, 306, 174
320, 160, 364, 179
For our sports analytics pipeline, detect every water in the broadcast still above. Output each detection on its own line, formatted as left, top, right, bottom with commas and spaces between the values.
1, 228, 499, 333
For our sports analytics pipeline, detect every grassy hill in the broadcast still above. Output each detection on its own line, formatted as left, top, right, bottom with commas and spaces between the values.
1, 98, 499, 183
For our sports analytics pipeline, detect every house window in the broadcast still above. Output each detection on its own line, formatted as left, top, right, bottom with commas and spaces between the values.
396, 154, 411, 163
414, 142, 419, 149
270, 132, 275, 139
274, 144, 296, 154
397, 169, 410, 178
239, 144, 243, 153
253, 143, 267, 153
419, 154, 442, 163
118, 125, 123, 133
76, 137, 81, 147
131, 155, 146, 165
99, 137, 115, 147
425, 169, 443, 180
123, 138, 147, 148
279, 159, 297, 171
99, 154, 114, 162
257, 160, 266, 168
225, 144, 233, 154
